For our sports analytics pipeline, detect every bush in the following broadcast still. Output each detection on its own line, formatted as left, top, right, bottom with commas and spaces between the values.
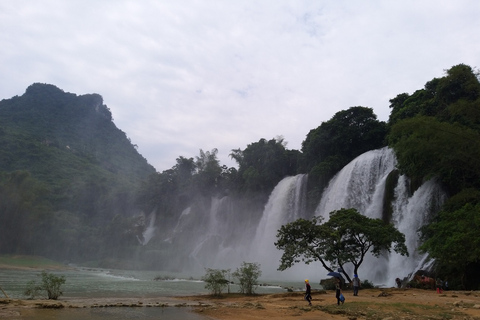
361, 279, 375, 289
232, 262, 262, 295
202, 268, 230, 296
24, 271, 66, 300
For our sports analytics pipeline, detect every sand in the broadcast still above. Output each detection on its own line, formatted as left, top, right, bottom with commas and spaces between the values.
1, 288, 480, 320
184, 288, 480, 320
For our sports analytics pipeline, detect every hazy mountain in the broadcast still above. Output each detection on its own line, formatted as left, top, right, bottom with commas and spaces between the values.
0, 83, 156, 262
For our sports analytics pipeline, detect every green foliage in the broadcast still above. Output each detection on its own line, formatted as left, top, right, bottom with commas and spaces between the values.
361, 279, 375, 289
230, 137, 299, 195
275, 208, 408, 283
0, 83, 156, 261
386, 64, 480, 287
388, 116, 480, 194
202, 268, 230, 296
419, 202, 480, 289
24, 280, 42, 299
388, 65, 480, 195
0, 171, 52, 254
193, 149, 223, 196
24, 271, 66, 300
388, 64, 480, 126
301, 107, 387, 203
232, 262, 262, 295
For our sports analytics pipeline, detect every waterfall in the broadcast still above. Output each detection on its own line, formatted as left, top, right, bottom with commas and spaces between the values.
188, 197, 231, 268
315, 147, 446, 286
316, 147, 397, 218
159, 147, 445, 284
386, 177, 446, 283
137, 212, 157, 245
249, 174, 318, 280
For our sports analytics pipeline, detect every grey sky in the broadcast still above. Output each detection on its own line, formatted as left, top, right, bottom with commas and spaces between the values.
1, 1, 479, 171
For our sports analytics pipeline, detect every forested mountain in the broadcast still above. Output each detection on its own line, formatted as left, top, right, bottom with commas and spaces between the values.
0, 83, 155, 262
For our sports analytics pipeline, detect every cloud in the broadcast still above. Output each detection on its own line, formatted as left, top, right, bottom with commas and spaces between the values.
1, 0, 479, 171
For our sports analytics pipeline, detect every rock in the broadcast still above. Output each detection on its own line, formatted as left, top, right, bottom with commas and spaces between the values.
453, 300, 463, 306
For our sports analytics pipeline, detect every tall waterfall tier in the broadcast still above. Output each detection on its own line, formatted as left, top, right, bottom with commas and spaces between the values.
315, 147, 446, 286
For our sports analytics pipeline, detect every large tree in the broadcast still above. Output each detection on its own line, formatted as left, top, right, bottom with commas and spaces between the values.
275, 208, 408, 283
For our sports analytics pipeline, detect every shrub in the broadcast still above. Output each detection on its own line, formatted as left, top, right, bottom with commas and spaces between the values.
361, 279, 375, 289
232, 262, 262, 295
202, 268, 230, 296
24, 271, 66, 300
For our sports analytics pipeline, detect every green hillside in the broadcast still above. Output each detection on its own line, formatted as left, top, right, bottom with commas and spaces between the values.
0, 83, 156, 261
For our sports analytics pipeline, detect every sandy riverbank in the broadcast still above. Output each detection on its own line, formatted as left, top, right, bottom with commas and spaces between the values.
184, 287, 480, 320
1, 288, 480, 320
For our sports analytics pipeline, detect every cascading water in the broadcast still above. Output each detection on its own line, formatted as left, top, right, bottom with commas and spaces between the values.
147, 147, 445, 285
316, 147, 397, 218
137, 212, 157, 245
248, 174, 319, 280
314, 147, 446, 286
386, 176, 446, 282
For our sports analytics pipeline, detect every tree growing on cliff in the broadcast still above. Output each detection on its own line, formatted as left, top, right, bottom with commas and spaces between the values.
275, 208, 408, 283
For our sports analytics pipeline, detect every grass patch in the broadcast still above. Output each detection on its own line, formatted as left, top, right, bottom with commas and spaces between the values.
0, 255, 65, 269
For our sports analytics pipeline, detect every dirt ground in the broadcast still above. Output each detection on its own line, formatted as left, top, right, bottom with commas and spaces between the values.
184, 288, 480, 320
1, 288, 479, 320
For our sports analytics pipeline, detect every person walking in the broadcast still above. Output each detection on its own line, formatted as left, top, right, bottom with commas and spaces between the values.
304, 279, 312, 305
352, 274, 361, 296
335, 277, 343, 305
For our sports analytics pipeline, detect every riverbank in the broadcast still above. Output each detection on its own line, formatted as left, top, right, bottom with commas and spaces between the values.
184, 288, 480, 320
1, 288, 479, 320
1, 257, 479, 319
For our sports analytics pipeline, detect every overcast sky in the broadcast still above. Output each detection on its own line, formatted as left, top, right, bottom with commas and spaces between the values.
1, 1, 479, 172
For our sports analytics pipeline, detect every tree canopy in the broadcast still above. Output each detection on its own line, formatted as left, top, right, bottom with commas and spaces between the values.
275, 208, 408, 282
230, 137, 300, 195
301, 106, 387, 192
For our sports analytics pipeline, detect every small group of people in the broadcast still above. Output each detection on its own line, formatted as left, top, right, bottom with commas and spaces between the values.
304, 273, 361, 306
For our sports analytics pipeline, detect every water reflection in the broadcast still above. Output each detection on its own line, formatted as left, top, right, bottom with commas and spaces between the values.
14, 307, 206, 320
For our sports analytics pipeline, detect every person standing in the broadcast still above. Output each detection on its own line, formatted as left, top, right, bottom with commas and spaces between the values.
335, 277, 343, 305
436, 278, 443, 294
304, 279, 312, 305
352, 274, 361, 296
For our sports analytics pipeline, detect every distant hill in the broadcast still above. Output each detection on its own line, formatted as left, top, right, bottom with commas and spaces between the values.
0, 83, 156, 261
0, 83, 155, 182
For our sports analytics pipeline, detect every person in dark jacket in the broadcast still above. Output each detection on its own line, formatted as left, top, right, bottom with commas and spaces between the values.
335, 277, 343, 305
304, 279, 312, 305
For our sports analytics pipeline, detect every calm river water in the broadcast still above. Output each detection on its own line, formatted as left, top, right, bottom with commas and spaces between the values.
0, 267, 293, 319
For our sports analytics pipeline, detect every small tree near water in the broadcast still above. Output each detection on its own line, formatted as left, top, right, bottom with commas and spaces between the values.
232, 262, 262, 295
24, 271, 66, 300
202, 268, 230, 296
